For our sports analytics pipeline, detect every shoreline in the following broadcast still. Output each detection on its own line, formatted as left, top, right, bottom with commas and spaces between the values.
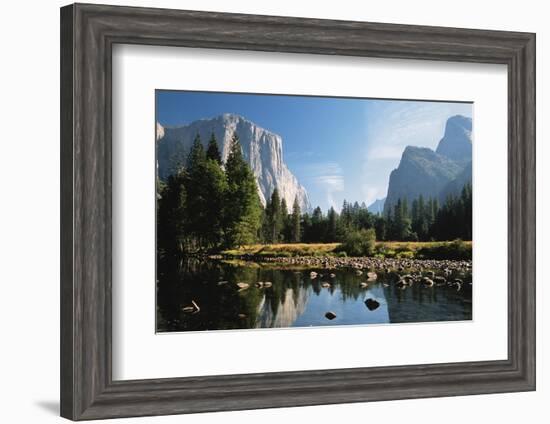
213, 254, 472, 274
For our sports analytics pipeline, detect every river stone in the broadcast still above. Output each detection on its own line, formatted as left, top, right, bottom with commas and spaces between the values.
422, 277, 434, 287
365, 298, 380, 311
325, 311, 337, 320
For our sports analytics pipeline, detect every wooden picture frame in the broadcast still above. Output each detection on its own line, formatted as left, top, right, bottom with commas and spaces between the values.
60, 3, 536, 420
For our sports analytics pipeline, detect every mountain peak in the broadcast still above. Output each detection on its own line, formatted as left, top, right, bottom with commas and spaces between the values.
219, 112, 244, 123
156, 115, 310, 212
367, 197, 386, 215
383, 115, 472, 215
156, 122, 165, 141
435, 115, 472, 163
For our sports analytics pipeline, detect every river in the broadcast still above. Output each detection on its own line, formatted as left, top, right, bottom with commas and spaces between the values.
156, 258, 472, 332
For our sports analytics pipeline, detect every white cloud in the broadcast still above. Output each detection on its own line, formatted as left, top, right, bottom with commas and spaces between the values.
301, 162, 345, 209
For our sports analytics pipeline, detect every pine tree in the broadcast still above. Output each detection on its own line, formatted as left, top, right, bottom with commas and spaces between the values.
202, 158, 228, 248
374, 215, 387, 241
291, 196, 301, 242
266, 188, 283, 243
392, 198, 412, 240
461, 183, 472, 239
311, 206, 324, 242
301, 213, 312, 242
157, 170, 187, 254
326, 207, 338, 242
280, 197, 290, 242
224, 134, 262, 247
185, 135, 208, 250
206, 133, 222, 164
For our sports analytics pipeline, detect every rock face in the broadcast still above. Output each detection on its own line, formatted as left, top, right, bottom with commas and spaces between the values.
384, 115, 472, 214
439, 160, 472, 201
156, 113, 310, 211
435, 115, 472, 164
367, 197, 386, 215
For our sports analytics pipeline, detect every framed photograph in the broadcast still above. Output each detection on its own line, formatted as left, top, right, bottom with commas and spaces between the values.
60, 3, 535, 420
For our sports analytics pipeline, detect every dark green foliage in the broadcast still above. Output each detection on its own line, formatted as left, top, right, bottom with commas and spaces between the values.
206, 133, 222, 164
280, 197, 291, 242
381, 183, 470, 242
291, 196, 301, 243
184, 135, 209, 250
224, 134, 263, 247
263, 188, 284, 243
430, 183, 472, 240
303, 206, 325, 242
326, 207, 339, 242
157, 170, 187, 254
157, 132, 261, 254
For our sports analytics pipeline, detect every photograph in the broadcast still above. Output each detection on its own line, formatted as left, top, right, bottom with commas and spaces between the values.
155, 90, 473, 333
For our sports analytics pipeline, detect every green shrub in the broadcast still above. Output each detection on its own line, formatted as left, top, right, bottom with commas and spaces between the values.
336, 251, 348, 257
338, 228, 376, 257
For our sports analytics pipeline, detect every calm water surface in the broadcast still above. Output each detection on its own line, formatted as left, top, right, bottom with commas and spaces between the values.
156, 259, 472, 332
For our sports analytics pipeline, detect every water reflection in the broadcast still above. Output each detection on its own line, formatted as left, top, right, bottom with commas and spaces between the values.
156, 258, 472, 333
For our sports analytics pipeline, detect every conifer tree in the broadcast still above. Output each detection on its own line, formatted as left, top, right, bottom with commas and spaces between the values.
157, 170, 187, 254
280, 197, 291, 242
266, 188, 283, 243
202, 158, 227, 248
326, 207, 338, 242
206, 133, 222, 164
185, 135, 208, 250
224, 134, 262, 247
291, 196, 301, 242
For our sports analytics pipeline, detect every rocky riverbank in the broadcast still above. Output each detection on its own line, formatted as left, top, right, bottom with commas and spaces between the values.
214, 254, 471, 276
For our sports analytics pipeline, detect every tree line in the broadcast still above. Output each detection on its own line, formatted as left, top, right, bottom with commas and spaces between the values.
157, 132, 472, 255
157, 133, 262, 254
296, 185, 472, 244
258, 185, 472, 244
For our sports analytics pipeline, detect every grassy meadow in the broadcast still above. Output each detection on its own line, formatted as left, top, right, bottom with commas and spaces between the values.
221, 239, 472, 261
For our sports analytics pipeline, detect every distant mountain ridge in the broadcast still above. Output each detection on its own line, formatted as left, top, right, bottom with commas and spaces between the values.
383, 115, 472, 214
156, 113, 310, 212
367, 197, 386, 215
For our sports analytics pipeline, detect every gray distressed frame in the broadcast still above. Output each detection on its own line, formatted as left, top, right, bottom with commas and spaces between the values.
60, 3, 536, 421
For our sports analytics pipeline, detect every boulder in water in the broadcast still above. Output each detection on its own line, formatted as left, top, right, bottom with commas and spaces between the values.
365, 298, 380, 311
325, 311, 337, 320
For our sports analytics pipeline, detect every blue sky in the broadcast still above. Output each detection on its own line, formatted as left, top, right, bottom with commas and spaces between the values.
157, 90, 472, 213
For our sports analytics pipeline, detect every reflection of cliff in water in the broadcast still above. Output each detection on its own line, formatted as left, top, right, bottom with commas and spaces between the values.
255, 287, 309, 329
156, 258, 473, 332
